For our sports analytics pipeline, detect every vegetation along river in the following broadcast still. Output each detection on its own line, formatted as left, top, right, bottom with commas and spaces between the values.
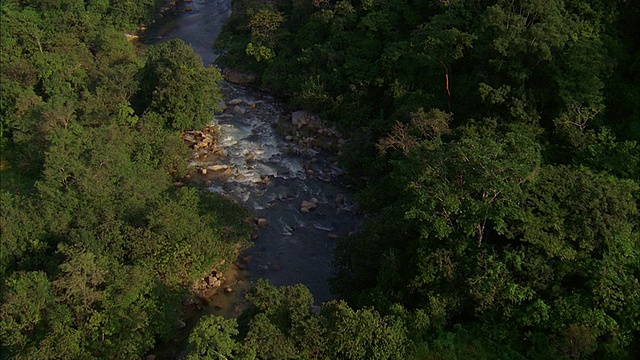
144, 0, 362, 313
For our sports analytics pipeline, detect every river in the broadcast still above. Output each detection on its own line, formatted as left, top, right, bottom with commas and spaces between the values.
143, 0, 361, 314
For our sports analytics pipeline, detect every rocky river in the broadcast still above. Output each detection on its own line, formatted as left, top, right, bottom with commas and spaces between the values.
143, 0, 362, 315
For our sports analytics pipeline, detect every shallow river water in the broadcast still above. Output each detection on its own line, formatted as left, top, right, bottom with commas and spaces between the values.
144, 0, 361, 310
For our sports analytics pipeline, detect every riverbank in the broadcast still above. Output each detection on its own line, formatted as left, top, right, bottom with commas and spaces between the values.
143, 2, 363, 358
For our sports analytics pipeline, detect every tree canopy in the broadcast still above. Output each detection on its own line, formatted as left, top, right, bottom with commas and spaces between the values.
215, 0, 640, 358
1, 1, 250, 357
2, 0, 639, 358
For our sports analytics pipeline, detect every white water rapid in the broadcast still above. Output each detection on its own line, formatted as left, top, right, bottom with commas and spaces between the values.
145, 0, 361, 308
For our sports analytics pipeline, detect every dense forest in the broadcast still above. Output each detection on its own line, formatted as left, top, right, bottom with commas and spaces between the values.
1, 0, 639, 359
0, 0, 254, 358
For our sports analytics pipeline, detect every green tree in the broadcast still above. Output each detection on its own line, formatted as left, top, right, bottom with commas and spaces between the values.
234, 280, 408, 359
187, 315, 241, 360
137, 39, 224, 131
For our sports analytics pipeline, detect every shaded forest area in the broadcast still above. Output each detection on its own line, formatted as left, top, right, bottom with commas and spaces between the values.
214, 0, 640, 358
0, 0, 253, 358
1, 0, 639, 359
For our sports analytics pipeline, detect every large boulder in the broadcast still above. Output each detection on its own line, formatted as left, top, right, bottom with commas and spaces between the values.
300, 200, 318, 213
227, 98, 244, 106
221, 68, 256, 85
291, 110, 322, 130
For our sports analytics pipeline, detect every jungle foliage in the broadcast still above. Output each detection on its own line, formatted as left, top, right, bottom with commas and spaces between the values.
2, 0, 639, 359
215, 0, 640, 358
1, 1, 251, 358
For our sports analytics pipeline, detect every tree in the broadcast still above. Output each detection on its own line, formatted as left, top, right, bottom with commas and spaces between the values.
187, 316, 241, 360
235, 280, 408, 359
137, 39, 224, 131
335, 118, 639, 357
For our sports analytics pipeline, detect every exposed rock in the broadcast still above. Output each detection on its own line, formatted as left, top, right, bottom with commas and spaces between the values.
327, 234, 339, 240
291, 110, 310, 128
256, 218, 269, 228
300, 200, 318, 213
176, 319, 186, 329
207, 164, 228, 171
310, 197, 319, 204
224, 286, 233, 293
232, 105, 245, 115
182, 133, 196, 143
227, 98, 243, 106
146, 355, 156, 360
291, 110, 323, 130
221, 68, 256, 85
205, 275, 216, 286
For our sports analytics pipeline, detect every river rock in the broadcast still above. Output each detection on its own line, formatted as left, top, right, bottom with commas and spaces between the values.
256, 218, 269, 228
207, 164, 228, 171
205, 275, 215, 286
291, 110, 323, 130
232, 105, 245, 115
300, 200, 318, 213
228, 98, 243, 106
182, 133, 196, 143
291, 110, 314, 128
221, 68, 256, 85
176, 319, 186, 329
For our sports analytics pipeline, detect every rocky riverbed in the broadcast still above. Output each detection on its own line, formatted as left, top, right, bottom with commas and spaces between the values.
143, 0, 362, 317
187, 82, 361, 312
